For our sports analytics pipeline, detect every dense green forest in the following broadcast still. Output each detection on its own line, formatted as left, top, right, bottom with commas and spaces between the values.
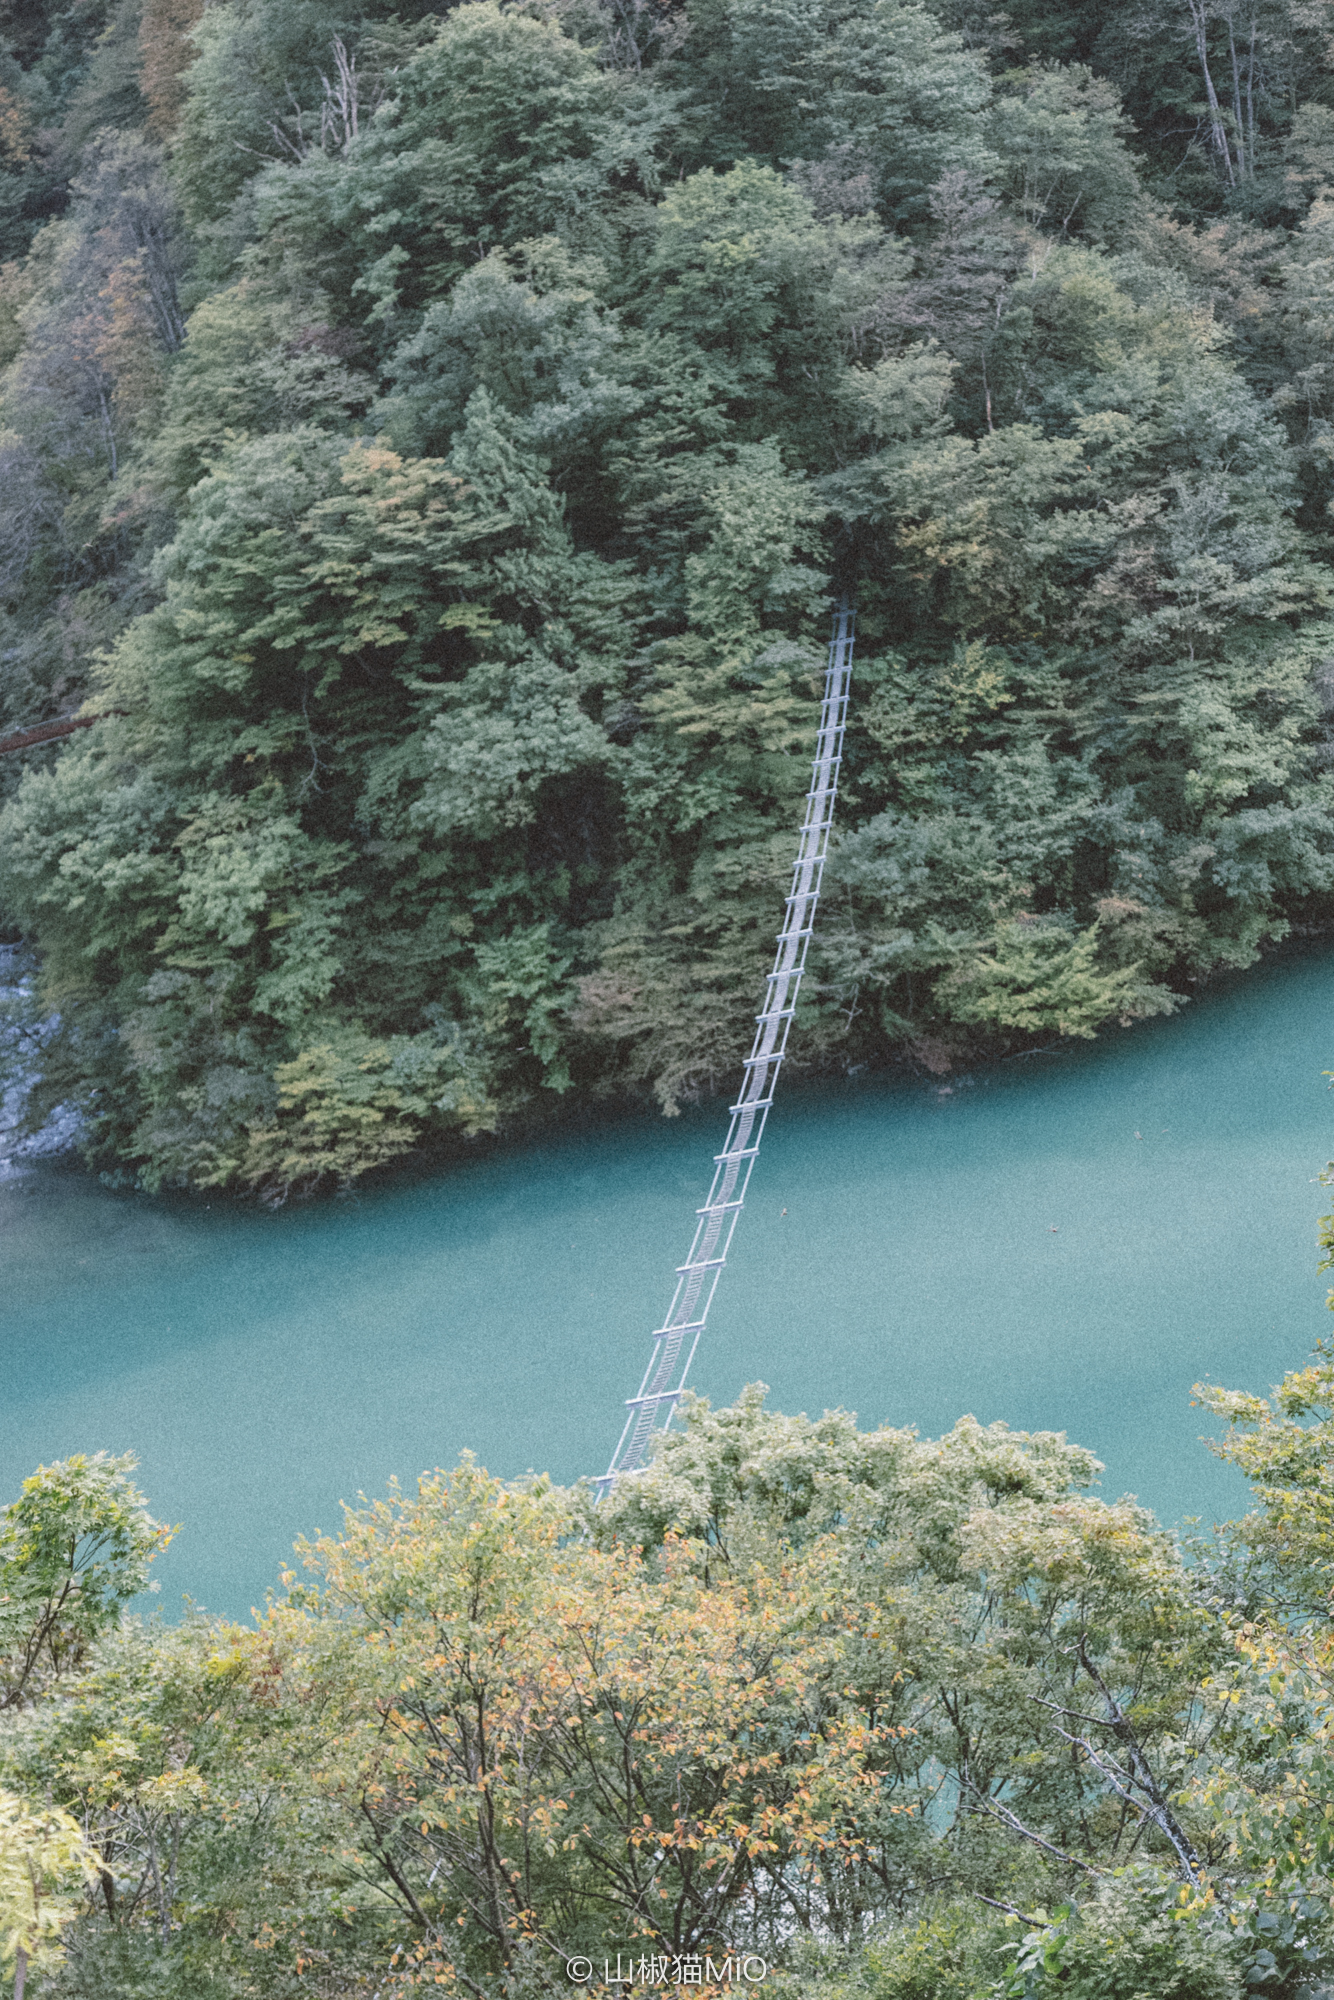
6, 0, 1334, 1191
8, 1331, 1334, 1998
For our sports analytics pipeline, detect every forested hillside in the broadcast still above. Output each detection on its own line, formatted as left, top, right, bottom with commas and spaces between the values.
4, 0, 1334, 1193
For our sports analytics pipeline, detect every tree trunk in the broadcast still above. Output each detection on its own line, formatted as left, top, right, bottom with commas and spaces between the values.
1227, 16, 1246, 178
1186, 0, 1236, 184
14, 1948, 26, 2000
0, 712, 125, 756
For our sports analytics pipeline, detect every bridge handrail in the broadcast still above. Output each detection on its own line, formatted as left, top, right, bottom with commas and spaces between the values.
594, 597, 856, 1496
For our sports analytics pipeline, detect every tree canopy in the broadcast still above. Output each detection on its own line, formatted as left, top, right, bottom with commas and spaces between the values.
8, 1316, 1334, 1996
5, 0, 1334, 1203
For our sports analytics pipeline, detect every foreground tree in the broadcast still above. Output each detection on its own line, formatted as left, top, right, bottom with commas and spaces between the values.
6, 1388, 1324, 1996
0, 1454, 168, 1712
0, 1792, 100, 2000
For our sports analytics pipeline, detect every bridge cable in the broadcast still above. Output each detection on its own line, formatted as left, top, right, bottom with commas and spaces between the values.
594, 596, 856, 1497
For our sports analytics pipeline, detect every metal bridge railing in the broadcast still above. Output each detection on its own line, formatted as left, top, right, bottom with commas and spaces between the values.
594, 597, 856, 1496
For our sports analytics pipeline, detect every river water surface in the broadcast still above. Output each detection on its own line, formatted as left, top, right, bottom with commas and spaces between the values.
4, 945, 1334, 1617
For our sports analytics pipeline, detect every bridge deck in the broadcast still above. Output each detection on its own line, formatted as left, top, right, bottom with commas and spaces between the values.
594, 598, 856, 1496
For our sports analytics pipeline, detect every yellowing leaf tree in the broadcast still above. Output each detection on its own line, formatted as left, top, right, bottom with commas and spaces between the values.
0, 1791, 100, 2000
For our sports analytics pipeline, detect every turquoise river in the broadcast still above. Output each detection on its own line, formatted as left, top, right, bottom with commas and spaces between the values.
5, 942, 1334, 1617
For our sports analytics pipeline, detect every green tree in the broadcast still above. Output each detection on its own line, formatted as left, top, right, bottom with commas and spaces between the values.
989, 62, 1142, 244
0, 1455, 169, 1711
0, 1790, 101, 2000
1196, 1339, 1334, 1619
678, 0, 995, 227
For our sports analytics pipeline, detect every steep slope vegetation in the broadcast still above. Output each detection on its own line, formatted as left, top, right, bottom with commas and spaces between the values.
3, 0, 1334, 1193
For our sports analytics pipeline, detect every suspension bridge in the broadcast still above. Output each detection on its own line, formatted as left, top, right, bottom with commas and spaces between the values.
0, 613, 859, 1500
595, 596, 856, 1497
